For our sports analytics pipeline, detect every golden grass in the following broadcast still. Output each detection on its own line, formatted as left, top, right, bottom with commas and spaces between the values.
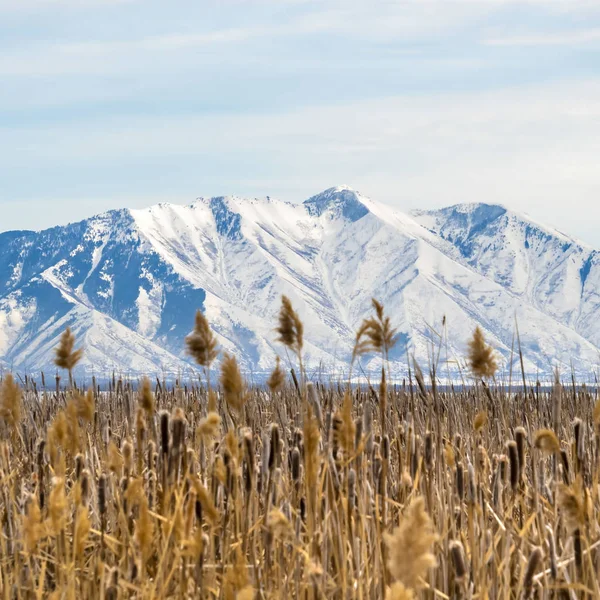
0, 302, 599, 598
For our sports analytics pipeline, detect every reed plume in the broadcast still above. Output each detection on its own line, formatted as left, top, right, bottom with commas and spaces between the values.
220, 352, 246, 414
54, 326, 84, 374
0, 373, 21, 430
185, 309, 219, 367
384, 496, 438, 589
467, 326, 497, 379
276, 295, 304, 357
534, 429, 560, 456
267, 356, 285, 393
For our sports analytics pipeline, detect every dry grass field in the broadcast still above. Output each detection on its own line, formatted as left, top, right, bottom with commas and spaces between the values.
0, 297, 599, 599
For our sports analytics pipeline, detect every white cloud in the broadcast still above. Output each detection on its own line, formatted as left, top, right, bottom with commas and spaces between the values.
486, 27, 600, 46
2, 78, 600, 245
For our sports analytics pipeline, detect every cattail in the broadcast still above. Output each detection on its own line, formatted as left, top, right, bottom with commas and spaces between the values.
307, 382, 323, 428
291, 447, 301, 486
220, 353, 246, 413
80, 469, 90, 506
172, 407, 186, 450
159, 410, 170, 455
523, 546, 542, 597
75, 453, 85, 480
507, 441, 519, 491
0, 373, 22, 430
560, 449, 570, 483
384, 496, 437, 589
348, 468, 356, 511
363, 402, 373, 455
122, 439, 133, 475
593, 397, 600, 435
185, 310, 218, 367
53, 327, 83, 372
547, 528, 558, 580
533, 429, 560, 456
449, 541, 467, 581
276, 295, 303, 355
98, 474, 107, 519
468, 326, 497, 378
269, 424, 281, 471
455, 462, 465, 501
105, 568, 119, 600
424, 431, 433, 471
515, 427, 527, 482
192, 478, 219, 524
573, 418, 584, 470
267, 356, 285, 393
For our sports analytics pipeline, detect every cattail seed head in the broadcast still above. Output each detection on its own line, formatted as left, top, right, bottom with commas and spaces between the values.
171, 407, 186, 450
515, 427, 527, 481
523, 547, 542, 597
424, 431, 433, 471
98, 473, 107, 517
159, 410, 170, 455
506, 441, 519, 491
449, 541, 467, 581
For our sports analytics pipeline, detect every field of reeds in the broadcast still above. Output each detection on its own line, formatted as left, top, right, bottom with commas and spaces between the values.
1, 297, 599, 599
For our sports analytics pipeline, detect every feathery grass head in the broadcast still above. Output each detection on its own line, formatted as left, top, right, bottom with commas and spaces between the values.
473, 410, 488, 432
385, 582, 415, 600
54, 327, 84, 372
138, 376, 155, 416
267, 356, 285, 393
353, 298, 398, 361
220, 352, 246, 413
384, 496, 438, 590
197, 412, 221, 440
534, 429, 560, 456
468, 326, 497, 379
334, 390, 355, 455
0, 373, 22, 430
185, 309, 219, 367
276, 295, 303, 355
558, 476, 588, 532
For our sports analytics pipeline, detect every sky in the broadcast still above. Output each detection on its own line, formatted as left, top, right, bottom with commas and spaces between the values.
1, 0, 600, 246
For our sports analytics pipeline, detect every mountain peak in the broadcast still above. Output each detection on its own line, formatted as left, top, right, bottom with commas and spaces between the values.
303, 186, 369, 222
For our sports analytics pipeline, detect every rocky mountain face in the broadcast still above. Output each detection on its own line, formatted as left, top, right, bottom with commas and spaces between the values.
1, 186, 598, 380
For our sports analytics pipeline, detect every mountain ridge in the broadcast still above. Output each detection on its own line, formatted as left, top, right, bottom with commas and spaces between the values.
1, 187, 598, 379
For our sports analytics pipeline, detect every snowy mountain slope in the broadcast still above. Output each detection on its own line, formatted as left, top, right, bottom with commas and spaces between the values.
0, 186, 598, 378
412, 203, 600, 348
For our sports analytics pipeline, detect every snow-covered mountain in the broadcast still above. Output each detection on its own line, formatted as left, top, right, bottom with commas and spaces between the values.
1, 186, 598, 379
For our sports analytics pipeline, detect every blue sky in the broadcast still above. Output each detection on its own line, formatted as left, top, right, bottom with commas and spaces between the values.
2, 1, 600, 246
